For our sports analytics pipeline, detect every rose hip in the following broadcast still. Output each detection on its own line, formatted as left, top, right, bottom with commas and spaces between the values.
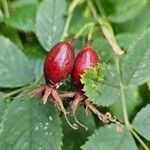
71, 44, 99, 91
68, 43, 121, 130
44, 41, 75, 85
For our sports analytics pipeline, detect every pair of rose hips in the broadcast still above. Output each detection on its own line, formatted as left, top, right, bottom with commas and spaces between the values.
27, 40, 99, 129
44, 41, 99, 91
27, 40, 121, 130
44, 40, 99, 129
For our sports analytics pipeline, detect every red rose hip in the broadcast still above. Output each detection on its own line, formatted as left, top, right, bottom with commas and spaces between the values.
44, 41, 75, 85
71, 45, 99, 91
69, 43, 121, 130
68, 44, 100, 130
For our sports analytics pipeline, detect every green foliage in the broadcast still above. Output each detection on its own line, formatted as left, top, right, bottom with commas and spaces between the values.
62, 106, 96, 150
132, 104, 150, 140
82, 29, 150, 107
92, 33, 135, 62
0, 36, 34, 87
122, 28, 150, 87
23, 40, 46, 81
5, 4, 37, 32
0, 94, 62, 149
69, 4, 93, 35
110, 88, 142, 122
0, 9, 4, 22
10, 0, 38, 8
82, 124, 138, 150
116, 1, 150, 35
0, 0, 150, 149
0, 24, 23, 48
102, 0, 147, 23
36, 0, 66, 51
81, 64, 120, 106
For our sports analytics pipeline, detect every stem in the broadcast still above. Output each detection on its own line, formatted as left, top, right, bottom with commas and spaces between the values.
74, 22, 94, 39
87, 23, 94, 41
87, 0, 123, 55
2, 0, 9, 18
87, 0, 98, 21
114, 47, 149, 150
4, 85, 31, 99
115, 57, 130, 127
94, 0, 106, 18
60, 0, 82, 41
130, 129, 149, 150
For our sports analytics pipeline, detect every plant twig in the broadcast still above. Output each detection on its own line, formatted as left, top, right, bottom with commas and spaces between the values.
4, 75, 44, 99
99, 21, 124, 55
115, 57, 130, 127
87, 0, 124, 55
114, 56, 149, 150
87, 23, 94, 41
74, 22, 94, 39
60, 0, 83, 41
94, 0, 106, 18
2, 0, 9, 18
130, 128, 150, 150
3, 84, 31, 99
87, 0, 97, 21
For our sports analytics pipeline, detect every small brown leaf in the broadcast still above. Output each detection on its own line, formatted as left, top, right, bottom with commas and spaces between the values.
99, 21, 124, 56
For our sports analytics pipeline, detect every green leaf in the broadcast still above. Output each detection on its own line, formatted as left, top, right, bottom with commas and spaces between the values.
92, 38, 113, 62
147, 81, 150, 90
110, 88, 142, 122
122, 28, 150, 87
36, 0, 66, 51
62, 106, 96, 150
10, 0, 38, 8
5, 4, 37, 32
0, 97, 62, 150
81, 124, 138, 150
107, 0, 147, 23
23, 41, 46, 81
81, 64, 120, 106
69, 4, 93, 35
116, 33, 135, 50
0, 24, 23, 49
132, 104, 150, 140
0, 9, 4, 22
0, 92, 6, 121
0, 36, 34, 88
93, 33, 135, 62
117, 2, 150, 35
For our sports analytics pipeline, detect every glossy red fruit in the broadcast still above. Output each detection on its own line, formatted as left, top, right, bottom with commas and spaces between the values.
72, 45, 99, 91
44, 41, 75, 85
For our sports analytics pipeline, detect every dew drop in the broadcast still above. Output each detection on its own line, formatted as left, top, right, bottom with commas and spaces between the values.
35, 126, 39, 131
49, 116, 53, 121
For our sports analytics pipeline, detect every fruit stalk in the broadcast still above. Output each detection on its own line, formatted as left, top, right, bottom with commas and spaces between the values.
60, 0, 82, 40
87, 0, 123, 55
2, 0, 9, 18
